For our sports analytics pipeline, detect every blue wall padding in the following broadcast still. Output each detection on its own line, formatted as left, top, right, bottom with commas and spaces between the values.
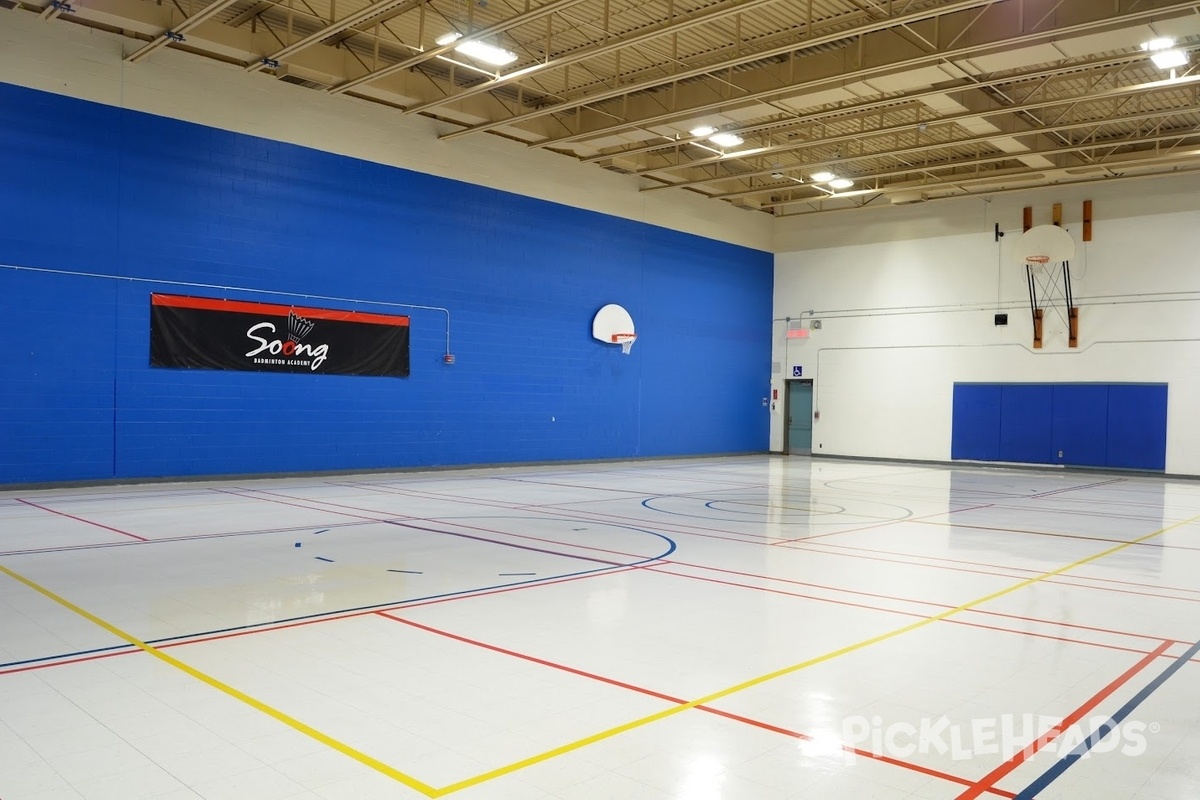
0, 82, 773, 483
1106, 384, 1168, 471
952, 383, 1167, 471
950, 384, 1002, 462
1051, 384, 1109, 468
999, 384, 1054, 464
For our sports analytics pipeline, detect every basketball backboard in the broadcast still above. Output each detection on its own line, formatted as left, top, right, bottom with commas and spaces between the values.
1014, 224, 1076, 265
593, 304, 636, 353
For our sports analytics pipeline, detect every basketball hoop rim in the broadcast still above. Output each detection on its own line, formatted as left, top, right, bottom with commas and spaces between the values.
611, 332, 637, 354
1025, 255, 1051, 264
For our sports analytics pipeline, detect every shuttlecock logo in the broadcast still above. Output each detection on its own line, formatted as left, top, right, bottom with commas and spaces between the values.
245, 309, 330, 371
288, 310, 315, 343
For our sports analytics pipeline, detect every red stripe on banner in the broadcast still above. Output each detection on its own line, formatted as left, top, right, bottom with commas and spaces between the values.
150, 294, 410, 327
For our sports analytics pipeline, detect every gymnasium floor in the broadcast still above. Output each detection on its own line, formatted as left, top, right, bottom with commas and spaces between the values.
2, 457, 1198, 800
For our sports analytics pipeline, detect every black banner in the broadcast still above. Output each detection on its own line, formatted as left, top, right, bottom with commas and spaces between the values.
150, 294, 410, 377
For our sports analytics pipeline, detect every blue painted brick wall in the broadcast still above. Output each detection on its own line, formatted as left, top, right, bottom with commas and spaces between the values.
0, 82, 773, 483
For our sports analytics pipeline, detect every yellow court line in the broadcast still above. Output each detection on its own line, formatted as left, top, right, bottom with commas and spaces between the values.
0, 563, 441, 799
3, 512, 1195, 799
435, 512, 1200, 795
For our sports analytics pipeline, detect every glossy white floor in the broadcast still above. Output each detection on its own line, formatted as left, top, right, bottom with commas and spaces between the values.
2, 456, 1199, 800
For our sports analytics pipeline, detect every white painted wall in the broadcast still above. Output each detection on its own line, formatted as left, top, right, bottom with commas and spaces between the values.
0, 11, 772, 251
772, 186, 1200, 475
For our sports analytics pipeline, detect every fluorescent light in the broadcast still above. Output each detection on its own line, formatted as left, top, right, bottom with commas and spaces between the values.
689, 126, 717, 137
454, 39, 518, 66
1142, 37, 1175, 51
829, 178, 854, 190
1151, 48, 1188, 69
435, 32, 518, 66
810, 171, 835, 182
708, 132, 744, 147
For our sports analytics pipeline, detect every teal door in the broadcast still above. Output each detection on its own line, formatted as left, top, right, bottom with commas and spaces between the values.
787, 380, 814, 454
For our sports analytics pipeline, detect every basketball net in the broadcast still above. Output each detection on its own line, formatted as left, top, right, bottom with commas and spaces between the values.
612, 333, 637, 355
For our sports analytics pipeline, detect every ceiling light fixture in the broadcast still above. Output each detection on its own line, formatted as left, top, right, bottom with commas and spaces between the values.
1142, 37, 1188, 70
810, 171, 836, 182
435, 32, 518, 66
829, 178, 855, 190
708, 132, 744, 148
1152, 49, 1188, 69
686, 126, 745, 149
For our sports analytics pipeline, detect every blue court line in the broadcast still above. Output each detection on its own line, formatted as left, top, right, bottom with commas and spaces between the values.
1015, 636, 1200, 799
0, 528, 675, 671
642, 495, 915, 525
315, 557, 334, 563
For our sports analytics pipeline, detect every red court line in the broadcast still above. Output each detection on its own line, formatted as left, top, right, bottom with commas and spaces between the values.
331, 479, 1200, 601
241, 484, 1200, 608
211, 487, 392, 524
376, 612, 1015, 798
0, 519, 386, 558
495, 474, 765, 493
659, 559, 1183, 645
0, 565, 647, 677
954, 640, 1173, 800
9, 523, 1175, 681
644, 566, 1163, 657
329, 480, 809, 546
232, 487, 672, 565
770, 502, 996, 544
912, 519, 1200, 553
787, 535, 1200, 598
16, 499, 147, 542
796, 539, 1200, 597
1029, 477, 1127, 498
783, 539, 1200, 604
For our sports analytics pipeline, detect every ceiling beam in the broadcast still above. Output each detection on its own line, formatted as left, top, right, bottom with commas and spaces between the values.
40, 0, 64, 21
224, 0, 271, 29
327, 0, 591, 95
403, 0, 792, 116
633, 70, 1200, 179
125, 0, 244, 63
243, 0, 426, 72
693, 109, 1200, 202
531, 0, 1200, 149
771, 142, 1200, 216
439, 0, 1003, 140
579, 53, 1158, 165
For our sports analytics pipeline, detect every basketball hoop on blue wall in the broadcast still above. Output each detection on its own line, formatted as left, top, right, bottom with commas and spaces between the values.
593, 304, 638, 355
611, 332, 638, 355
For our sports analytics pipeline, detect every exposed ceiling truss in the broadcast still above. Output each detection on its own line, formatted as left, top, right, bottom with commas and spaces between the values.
15, 0, 1200, 216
